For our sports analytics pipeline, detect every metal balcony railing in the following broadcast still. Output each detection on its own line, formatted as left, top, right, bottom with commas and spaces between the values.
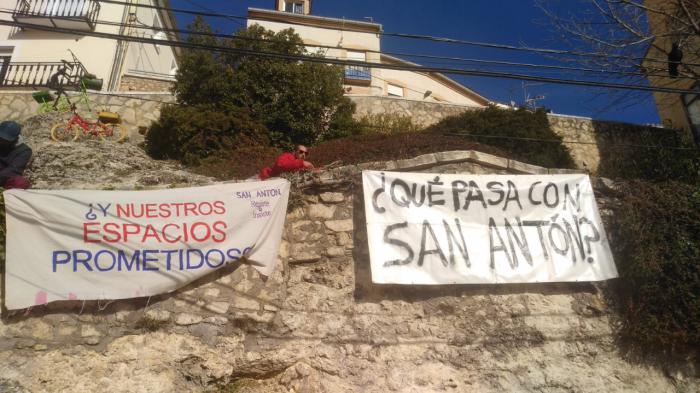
13, 0, 101, 31
0, 61, 88, 88
344, 65, 371, 85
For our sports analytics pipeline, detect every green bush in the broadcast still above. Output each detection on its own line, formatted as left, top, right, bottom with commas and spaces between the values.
193, 145, 282, 180
311, 131, 505, 167
594, 123, 700, 186
171, 20, 354, 149
426, 106, 575, 169
609, 180, 700, 349
146, 104, 269, 165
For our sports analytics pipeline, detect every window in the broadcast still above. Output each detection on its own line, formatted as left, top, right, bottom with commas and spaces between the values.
285, 2, 304, 14
387, 83, 404, 97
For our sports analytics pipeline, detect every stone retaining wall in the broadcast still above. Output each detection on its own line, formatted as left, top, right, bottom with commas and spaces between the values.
1, 151, 694, 392
349, 95, 481, 127
0, 92, 174, 143
118, 74, 175, 93
349, 96, 678, 174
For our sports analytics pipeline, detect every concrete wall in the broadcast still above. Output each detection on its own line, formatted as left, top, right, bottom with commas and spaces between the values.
1, 151, 694, 392
0, 91, 173, 140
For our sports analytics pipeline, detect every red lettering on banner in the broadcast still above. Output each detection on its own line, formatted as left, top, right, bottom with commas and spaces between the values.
83, 222, 101, 243
103, 223, 121, 243
212, 221, 228, 243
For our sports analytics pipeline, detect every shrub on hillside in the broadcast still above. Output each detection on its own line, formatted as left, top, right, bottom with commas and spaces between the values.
146, 104, 269, 165
425, 106, 575, 169
171, 20, 354, 148
595, 124, 700, 186
193, 146, 282, 180
311, 132, 505, 167
609, 181, 700, 349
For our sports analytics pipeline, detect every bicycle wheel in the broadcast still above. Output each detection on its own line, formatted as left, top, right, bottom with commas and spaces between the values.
100, 124, 128, 143
50, 122, 80, 142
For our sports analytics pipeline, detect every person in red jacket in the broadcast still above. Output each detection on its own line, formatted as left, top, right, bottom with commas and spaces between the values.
259, 145, 315, 180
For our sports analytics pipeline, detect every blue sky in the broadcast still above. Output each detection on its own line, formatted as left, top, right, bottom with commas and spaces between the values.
170, 0, 660, 125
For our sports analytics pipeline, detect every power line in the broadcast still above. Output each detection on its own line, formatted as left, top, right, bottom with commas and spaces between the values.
179, 0, 245, 27
40, 11, 694, 82
2, 18, 697, 95
93, 0, 700, 68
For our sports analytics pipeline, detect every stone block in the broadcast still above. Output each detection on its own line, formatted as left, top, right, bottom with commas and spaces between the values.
290, 243, 321, 263
204, 288, 221, 297
325, 219, 354, 232
175, 313, 203, 326
231, 297, 260, 311
81, 325, 100, 338
319, 192, 344, 203
325, 246, 345, 257
145, 310, 171, 322
395, 154, 438, 170
307, 204, 336, 219
205, 302, 230, 314
470, 151, 509, 169
434, 150, 472, 164
507, 159, 547, 174
336, 232, 353, 247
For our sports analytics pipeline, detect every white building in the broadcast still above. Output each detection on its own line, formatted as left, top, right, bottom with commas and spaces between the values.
248, 0, 491, 107
0, 0, 179, 92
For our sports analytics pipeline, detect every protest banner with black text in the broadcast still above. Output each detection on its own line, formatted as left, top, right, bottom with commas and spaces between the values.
363, 171, 617, 284
3, 179, 289, 310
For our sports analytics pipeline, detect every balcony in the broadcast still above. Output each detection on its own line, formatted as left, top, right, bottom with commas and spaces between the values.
12, 0, 101, 32
344, 65, 371, 86
0, 60, 88, 89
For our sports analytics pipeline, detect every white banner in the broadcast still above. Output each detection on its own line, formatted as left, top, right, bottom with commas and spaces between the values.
3, 179, 290, 310
363, 171, 617, 284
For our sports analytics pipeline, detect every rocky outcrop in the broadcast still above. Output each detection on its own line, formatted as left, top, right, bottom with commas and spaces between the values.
19, 113, 212, 189
0, 114, 697, 392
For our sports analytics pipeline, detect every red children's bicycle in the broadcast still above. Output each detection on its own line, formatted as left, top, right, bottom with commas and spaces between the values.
50, 104, 127, 142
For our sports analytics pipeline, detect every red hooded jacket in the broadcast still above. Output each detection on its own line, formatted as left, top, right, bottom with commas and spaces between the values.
259, 152, 306, 180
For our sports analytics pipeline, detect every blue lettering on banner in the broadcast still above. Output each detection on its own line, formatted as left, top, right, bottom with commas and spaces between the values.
50, 247, 253, 273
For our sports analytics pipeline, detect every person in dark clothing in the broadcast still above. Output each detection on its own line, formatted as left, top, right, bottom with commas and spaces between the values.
259, 145, 315, 180
0, 121, 32, 189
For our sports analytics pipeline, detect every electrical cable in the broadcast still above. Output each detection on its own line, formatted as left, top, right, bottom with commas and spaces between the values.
35, 12, 694, 82
92, 0, 700, 67
2, 18, 697, 95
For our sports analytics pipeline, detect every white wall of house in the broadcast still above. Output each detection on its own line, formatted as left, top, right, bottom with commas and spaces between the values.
120, 0, 178, 80
378, 67, 486, 107
0, 0, 178, 91
0, 0, 124, 90
247, 10, 488, 106
247, 18, 384, 95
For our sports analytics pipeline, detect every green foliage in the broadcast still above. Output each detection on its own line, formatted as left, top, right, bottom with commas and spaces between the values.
171, 17, 235, 106
595, 123, 700, 186
170, 21, 354, 149
193, 145, 281, 180
311, 131, 505, 168
146, 104, 269, 165
426, 106, 575, 169
609, 181, 700, 349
